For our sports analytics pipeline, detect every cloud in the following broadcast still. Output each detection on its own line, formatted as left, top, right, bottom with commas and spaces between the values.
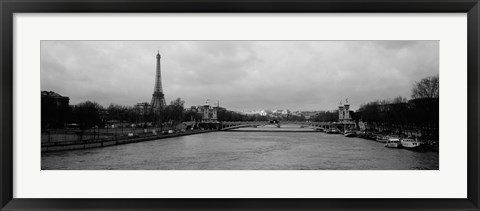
41, 40, 439, 111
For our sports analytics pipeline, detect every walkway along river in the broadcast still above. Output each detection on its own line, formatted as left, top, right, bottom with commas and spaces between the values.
41, 122, 258, 152
41, 124, 439, 170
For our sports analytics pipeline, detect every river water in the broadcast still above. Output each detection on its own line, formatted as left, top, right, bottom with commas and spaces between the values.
41, 124, 439, 170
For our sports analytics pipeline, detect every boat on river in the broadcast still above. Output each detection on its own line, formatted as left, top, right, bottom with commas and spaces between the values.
326, 128, 341, 134
376, 135, 389, 143
344, 130, 357, 137
385, 137, 401, 148
401, 138, 427, 151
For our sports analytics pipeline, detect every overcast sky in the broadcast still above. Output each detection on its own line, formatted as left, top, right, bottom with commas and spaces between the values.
41, 41, 438, 111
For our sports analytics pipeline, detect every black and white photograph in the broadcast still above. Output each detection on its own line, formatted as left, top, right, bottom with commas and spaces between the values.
40, 40, 439, 170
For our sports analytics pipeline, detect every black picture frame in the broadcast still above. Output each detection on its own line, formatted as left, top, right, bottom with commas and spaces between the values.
1, 0, 479, 210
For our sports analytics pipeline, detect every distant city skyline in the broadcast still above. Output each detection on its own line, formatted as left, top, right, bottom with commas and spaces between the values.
41, 41, 439, 111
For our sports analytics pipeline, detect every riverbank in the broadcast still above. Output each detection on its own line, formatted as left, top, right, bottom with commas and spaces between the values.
41, 129, 216, 152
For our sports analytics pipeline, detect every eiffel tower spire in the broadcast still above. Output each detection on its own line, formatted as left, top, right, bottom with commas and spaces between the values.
151, 51, 166, 111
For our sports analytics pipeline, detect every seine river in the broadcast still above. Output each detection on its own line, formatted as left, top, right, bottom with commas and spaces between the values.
41, 125, 439, 170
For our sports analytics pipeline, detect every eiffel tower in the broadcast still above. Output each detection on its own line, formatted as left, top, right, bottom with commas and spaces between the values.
151, 51, 166, 111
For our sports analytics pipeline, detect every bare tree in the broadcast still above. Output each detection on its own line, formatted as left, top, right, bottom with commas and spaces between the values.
411, 75, 439, 99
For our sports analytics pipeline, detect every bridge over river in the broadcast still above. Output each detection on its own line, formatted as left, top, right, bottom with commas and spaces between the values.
226, 124, 320, 132
184, 121, 337, 131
